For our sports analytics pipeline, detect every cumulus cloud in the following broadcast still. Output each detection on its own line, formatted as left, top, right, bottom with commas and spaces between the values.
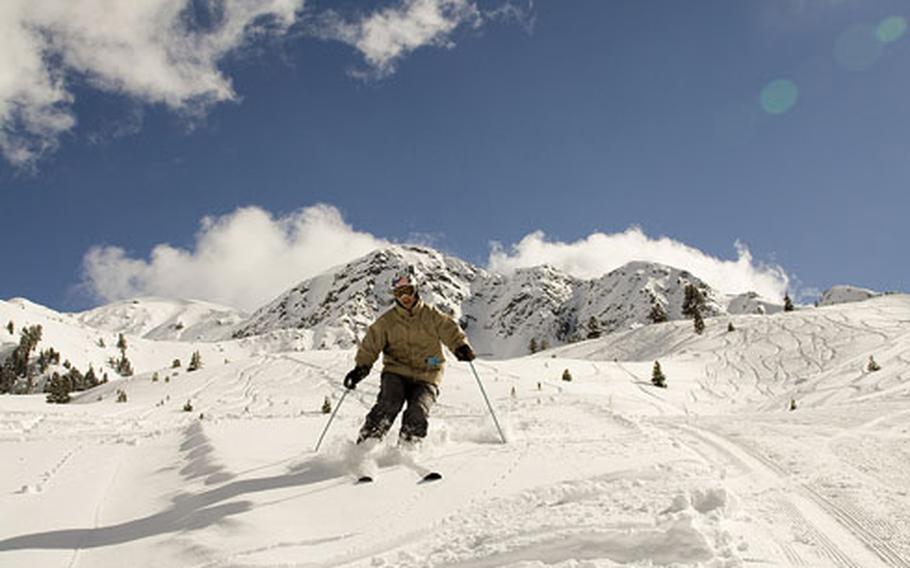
81, 204, 389, 311
311, 0, 525, 78
0, 0, 302, 167
0, 0, 532, 166
487, 227, 790, 299
81, 210, 790, 310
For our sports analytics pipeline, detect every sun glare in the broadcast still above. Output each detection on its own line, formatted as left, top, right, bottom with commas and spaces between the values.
834, 24, 883, 71
877, 16, 907, 44
759, 79, 799, 115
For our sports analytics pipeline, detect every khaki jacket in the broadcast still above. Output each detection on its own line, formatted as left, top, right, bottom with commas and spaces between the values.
355, 300, 470, 385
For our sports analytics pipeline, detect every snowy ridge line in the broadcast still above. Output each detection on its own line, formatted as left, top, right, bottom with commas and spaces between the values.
230, 244, 779, 358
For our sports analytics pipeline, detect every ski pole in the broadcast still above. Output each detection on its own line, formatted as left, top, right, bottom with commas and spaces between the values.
468, 360, 507, 444
315, 387, 349, 452
314, 329, 363, 453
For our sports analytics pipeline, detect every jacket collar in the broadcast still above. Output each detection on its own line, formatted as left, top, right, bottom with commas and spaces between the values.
394, 298, 424, 317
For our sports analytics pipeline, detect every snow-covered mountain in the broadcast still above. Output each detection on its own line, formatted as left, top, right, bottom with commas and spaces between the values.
233, 246, 761, 358
231, 246, 486, 348
72, 297, 248, 342
2, 245, 789, 374
726, 291, 783, 315
818, 284, 881, 306
0, 298, 258, 394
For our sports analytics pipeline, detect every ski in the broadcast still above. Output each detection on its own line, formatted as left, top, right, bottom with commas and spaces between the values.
420, 471, 443, 483
394, 445, 439, 478
354, 471, 441, 484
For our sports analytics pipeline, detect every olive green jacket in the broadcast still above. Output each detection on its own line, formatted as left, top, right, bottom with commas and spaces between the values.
355, 300, 470, 385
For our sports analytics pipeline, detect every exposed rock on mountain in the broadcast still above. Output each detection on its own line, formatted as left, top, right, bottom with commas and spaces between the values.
232, 246, 747, 358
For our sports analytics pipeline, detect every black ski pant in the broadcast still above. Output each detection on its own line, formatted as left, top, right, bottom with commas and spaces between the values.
358, 371, 438, 444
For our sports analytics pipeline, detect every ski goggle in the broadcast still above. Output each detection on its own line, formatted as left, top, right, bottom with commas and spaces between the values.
393, 285, 416, 298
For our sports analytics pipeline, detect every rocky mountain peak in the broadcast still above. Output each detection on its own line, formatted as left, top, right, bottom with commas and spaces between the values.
231, 247, 780, 358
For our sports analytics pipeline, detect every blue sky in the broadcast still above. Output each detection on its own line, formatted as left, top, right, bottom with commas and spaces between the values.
1, 0, 908, 312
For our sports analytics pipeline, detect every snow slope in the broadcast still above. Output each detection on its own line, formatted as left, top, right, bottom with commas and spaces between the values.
1, 298, 253, 390
72, 297, 248, 342
1, 295, 909, 567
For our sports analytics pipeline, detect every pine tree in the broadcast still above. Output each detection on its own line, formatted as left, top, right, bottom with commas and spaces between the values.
529, 338, 538, 354
116, 389, 128, 403
586, 316, 601, 339
5, 321, 13, 335
97, 338, 106, 348
539, 338, 550, 351
172, 358, 182, 368
117, 356, 134, 377
67, 367, 85, 391
46, 373, 71, 404
183, 400, 194, 412
321, 396, 332, 414
682, 284, 706, 319
117, 333, 127, 354
85, 365, 100, 389
784, 294, 794, 312
561, 368, 573, 382
651, 361, 667, 388
188, 351, 203, 372
37, 348, 57, 373
867, 356, 881, 372
113, 333, 133, 377
510, 386, 517, 398
789, 398, 797, 411
727, 322, 735, 332
0, 365, 15, 394
693, 311, 705, 335
648, 303, 668, 324
12, 325, 43, 393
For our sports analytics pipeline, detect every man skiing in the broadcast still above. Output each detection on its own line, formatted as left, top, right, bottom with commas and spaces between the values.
343, 271, 476, 448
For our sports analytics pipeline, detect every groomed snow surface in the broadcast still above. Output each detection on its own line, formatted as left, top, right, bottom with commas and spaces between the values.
2, 295, 910, 567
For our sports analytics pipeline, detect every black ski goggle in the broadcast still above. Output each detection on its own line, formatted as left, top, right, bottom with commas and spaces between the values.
393, 285, 416, 298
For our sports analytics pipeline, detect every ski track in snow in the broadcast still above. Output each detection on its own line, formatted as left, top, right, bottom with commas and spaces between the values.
2, 295, 910, 567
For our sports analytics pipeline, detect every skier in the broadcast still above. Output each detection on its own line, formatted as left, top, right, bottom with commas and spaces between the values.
343, 271, 476, 449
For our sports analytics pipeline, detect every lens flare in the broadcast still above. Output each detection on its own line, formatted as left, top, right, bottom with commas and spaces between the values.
759, 79, 799, 115
877, 16, 907, 43
834, 24, 882, 71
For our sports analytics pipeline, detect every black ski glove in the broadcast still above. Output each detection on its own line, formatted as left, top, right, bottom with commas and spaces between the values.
454, 344, 476, 362
344, 365, 371, 389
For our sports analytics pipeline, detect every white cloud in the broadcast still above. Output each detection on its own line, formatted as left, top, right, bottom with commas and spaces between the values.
81, 204, 389, 311
487, 227, 790, 299
0, 0, 302, 167
81, 210, 790, 311
0, 0, 531, 166
312, 0, 483, 78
